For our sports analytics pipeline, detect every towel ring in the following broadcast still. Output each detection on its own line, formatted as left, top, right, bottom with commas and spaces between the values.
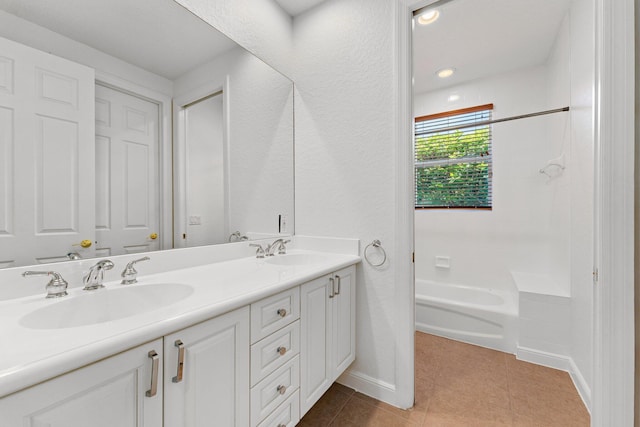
364, 240, 387, 267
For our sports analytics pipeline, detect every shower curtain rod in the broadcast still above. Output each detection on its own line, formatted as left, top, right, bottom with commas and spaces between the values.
416, 106, 570, 135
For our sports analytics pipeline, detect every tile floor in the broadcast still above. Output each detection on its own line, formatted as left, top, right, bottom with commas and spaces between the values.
298, 332, 590, 426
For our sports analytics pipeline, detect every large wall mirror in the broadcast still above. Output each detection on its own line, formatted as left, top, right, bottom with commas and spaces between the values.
0, 0, 294, 268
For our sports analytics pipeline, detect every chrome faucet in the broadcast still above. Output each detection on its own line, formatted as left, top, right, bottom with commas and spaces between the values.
22, 270, 69, 298
83, 259, 114, 290
228, 231, 248, 242
121, 256, 150, 285
249, 243, 266, 258
266, 239, 291, 256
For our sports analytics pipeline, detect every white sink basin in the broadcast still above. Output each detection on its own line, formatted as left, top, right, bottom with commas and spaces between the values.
20, 283, 194, 329
265, 254, 327, 266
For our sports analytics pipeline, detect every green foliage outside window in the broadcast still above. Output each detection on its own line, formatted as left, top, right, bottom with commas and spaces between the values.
415, 128, 491, 208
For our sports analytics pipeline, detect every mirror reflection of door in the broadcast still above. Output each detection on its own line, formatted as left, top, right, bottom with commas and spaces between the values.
183, 91, 226, 248
0, 36, 95, 267
94, 84, 160, 256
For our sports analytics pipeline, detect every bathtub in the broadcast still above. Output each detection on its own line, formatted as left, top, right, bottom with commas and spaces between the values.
415, 279, 517, 353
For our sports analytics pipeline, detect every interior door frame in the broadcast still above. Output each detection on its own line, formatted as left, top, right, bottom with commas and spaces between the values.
94, 71, 173, 251
173, 77, 231, 248
397, 0, 636, 422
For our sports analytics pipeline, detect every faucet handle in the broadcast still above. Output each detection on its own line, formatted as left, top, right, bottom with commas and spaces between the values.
249, 243, 266, 258
277, 240, 291, 255
22, 270, 68, 298
121, 256, 150, 285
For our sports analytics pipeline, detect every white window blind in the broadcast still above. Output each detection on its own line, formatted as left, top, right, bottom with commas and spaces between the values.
414, 104, 493, 209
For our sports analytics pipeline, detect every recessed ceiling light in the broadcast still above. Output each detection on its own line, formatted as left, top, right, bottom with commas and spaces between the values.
437, 68, 455, 78
417, 10, 439, 25
448, 94, 460, 102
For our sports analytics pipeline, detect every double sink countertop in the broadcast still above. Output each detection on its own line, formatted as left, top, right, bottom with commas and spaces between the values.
0, 250, 360, 398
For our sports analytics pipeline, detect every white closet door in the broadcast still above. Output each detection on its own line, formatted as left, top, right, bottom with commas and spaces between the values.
0, 36, 95, 267
94, 84, 160, 257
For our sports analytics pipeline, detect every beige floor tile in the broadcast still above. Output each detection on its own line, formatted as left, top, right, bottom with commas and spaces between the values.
353, 392, 427, 424
298, 383, 354, 426
300, 333, 589, 427
329, 396, 420, 427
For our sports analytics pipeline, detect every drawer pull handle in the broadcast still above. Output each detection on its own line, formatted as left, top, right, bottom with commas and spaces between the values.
335, 275, 341, 295
146, 350, 159, 397
277, 346, 287, 356
277, 384, 287, 395
277, 308, 287, 317
329, 277, 335, 298
172, 340, 185, 383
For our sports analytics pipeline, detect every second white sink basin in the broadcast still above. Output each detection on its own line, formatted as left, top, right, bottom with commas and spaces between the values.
265, 253, 327, 266
20, 283, 194, 329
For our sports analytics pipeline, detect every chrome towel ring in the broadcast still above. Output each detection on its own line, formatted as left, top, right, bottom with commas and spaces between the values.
364, 240, 387, 267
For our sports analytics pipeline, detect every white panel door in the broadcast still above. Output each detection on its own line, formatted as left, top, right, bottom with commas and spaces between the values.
95, 84, 160, 257
299, 275, 333, 416
332, 266, 356, 379
0, 36, 95, 267
0, 339, 163, 427
164, 306, 250, 427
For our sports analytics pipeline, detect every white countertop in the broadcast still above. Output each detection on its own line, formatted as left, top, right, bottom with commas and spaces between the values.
0, 250, 360, 397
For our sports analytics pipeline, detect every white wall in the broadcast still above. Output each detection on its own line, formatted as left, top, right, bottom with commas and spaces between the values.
174, 47, 294, 240
0, 10, 173, 96
173, 0, 294, 79
185, 94, 226, 246
292, 0, 404, 404
414, 64, 569, 294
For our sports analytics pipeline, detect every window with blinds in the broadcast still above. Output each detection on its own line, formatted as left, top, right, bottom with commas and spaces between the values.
414, 104, 493, 209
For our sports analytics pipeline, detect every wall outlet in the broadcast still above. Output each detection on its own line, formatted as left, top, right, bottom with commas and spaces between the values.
435, 256, 450, 269
279, 215, 288, 233
188, 215, 201, 225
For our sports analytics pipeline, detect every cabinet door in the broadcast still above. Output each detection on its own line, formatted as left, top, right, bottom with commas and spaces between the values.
0, 339, 163, 427
332, 265, 356, 380
299, 274, 333, 416
164, 306, 250, 427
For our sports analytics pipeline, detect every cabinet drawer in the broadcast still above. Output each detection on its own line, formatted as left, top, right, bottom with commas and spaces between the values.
251, 320, 300, 386
257, 390, 300, 427
250, 355, 300, 427
251, 287, 300, 343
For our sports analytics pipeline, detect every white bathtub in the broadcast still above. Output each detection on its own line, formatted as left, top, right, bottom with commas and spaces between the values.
415, 279, 517, 353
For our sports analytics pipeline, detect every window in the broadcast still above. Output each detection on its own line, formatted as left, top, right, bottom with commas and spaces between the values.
414, 104, 493, 209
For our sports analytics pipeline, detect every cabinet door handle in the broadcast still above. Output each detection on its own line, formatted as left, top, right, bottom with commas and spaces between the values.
277, 346, 287, 356
146, 350, 159, 397
172, 340, 185, 383
329, 277, 335, 298
277, 384, 287, 395
335, 275, 341, 295
277, 308, 287, 317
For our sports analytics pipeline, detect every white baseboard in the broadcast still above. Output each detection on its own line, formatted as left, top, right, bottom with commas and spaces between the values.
336, 369, 399, 408
516, 346, 572, 371
517, 346, 591, 413
568, 358, 592, 413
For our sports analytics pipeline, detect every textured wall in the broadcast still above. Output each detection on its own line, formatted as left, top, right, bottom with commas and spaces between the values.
292, 0, 399, 394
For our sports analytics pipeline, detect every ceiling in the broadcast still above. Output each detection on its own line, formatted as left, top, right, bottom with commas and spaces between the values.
413, 0, 572, 94
273, 0, 328, 16
0, 0, 237, 80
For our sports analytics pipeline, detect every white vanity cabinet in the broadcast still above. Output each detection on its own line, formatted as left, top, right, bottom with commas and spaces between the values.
163, 306, 250, 427
299, 265, 356, 416
0, 338, 164, 427
249, 287, 301, 427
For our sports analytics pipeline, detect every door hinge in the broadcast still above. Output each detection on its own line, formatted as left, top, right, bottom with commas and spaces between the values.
593, 268, 599, 284
412, 252, 415, 263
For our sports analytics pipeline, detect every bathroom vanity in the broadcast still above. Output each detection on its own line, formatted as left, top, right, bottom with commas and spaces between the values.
0, 245, 358, 427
